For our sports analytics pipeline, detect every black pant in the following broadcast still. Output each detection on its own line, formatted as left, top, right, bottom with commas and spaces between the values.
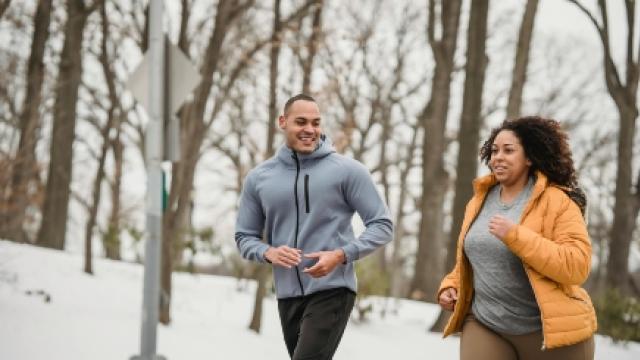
277, 287, 356, 360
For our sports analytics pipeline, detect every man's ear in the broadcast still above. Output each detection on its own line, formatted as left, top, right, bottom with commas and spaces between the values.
278, 115, 286, 129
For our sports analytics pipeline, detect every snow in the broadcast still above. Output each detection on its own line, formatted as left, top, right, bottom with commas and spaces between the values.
1, 240, 639, 359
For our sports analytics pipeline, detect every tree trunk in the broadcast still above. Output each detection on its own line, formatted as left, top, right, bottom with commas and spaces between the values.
104, 122, 123, 261
248, 258, 270, 332
84, 107, 114, 274
375, 105, 392, 273
390, 124, 420, 298
607, 105, 638, 292
248, 0, 281, 334
505, 0, 539, 119
301, 0, 323, 94
431, 0, 490, 332
36, 0, 93, 250
410, 0, 462, 301
84, 2, 119, 274
568, 0, 639, 294
160, 0, 253, 325
4, 0, 52, 243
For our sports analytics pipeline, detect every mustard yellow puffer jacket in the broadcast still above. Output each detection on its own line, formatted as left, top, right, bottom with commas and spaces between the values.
438, 172, 597, 349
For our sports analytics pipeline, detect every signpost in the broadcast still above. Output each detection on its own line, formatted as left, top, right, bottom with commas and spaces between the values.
126, 1, 200, 359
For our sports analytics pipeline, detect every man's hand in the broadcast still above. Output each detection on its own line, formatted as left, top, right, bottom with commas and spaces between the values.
264, 246, 302, 268
438, 287, 458, 311
488, 215, 516, 240
302, 249, 345, 278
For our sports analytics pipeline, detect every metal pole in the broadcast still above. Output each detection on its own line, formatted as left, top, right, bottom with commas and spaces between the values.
132, 0, 166, 359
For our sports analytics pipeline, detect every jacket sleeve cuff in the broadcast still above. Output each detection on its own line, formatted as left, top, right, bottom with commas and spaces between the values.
340, 244, 359, 263
503, 225, 519, 246
257, 243, 271, 263
437, 279, 458, 302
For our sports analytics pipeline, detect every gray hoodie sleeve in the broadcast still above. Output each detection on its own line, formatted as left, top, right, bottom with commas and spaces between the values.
340, 161, 394, 263
235, 172, 270, 263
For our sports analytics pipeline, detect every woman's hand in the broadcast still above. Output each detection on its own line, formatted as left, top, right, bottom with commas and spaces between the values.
488, 215, 516, 240
438, 287, 458, 311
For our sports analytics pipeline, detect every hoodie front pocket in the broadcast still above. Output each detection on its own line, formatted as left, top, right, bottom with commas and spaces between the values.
304, 174, 310, 213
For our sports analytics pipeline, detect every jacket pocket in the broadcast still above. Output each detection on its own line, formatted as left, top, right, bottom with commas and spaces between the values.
304, 174, 310, 213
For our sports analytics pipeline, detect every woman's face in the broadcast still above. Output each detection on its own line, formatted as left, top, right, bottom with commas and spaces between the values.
489, 130, 531, 187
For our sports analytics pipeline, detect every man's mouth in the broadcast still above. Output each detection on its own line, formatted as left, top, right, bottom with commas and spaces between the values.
298, 135, 316, 144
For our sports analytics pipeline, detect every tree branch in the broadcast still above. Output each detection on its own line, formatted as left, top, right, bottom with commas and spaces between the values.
567, 0, 624, 95
0, 0, 11, 19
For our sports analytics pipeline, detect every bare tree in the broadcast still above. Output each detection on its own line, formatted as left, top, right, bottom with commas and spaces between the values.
36, 0, 103, 250
83, 2, 121, 274
505, 0, 539, 119
431, 0, 490, 331
300, 0, 323, 94
3, 0, 52, 242
104, 116, 124, 260
321, 2, 425, 279
390, 114, 421, 299
160, 0, 318, 324
248, 0, 282, 334
568, 0, 640, 293
410, 0, 462, 301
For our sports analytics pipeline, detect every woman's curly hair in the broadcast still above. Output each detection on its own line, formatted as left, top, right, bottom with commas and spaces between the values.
479, 116, 586, 214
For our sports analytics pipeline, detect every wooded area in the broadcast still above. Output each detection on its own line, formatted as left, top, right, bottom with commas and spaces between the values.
0, 0, 638, 338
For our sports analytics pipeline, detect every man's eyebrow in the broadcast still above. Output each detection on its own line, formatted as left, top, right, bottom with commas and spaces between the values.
295, 116, 322, 121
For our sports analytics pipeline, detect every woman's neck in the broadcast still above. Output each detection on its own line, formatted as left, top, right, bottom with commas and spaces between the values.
499, 176, 529, 204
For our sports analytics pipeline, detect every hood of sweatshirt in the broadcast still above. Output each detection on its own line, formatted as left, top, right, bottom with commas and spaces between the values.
276, 134, 336, 167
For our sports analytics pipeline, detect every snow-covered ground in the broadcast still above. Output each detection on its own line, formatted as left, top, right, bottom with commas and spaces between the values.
0, 240, 638, 360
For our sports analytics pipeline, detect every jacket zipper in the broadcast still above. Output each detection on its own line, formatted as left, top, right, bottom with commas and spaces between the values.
304, 174, 310, 213
292, 152, 305, 296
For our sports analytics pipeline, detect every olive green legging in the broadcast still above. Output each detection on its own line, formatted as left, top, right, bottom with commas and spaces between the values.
460, 314, 595, 360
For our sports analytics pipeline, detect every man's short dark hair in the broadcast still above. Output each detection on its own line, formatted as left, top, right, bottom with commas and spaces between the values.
283, 94, 316, 115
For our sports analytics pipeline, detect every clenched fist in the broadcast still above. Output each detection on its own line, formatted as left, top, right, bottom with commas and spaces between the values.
439, 287, 458, 311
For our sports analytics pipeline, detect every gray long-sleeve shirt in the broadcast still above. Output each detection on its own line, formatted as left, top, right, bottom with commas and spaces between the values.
235, 135, 393, 299
463, 177, 541, 335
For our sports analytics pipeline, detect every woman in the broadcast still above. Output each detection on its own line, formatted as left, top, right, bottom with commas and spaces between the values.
438, 117, 596, 360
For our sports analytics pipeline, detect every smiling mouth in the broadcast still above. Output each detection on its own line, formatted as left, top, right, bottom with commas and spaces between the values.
298, 136, 316, 144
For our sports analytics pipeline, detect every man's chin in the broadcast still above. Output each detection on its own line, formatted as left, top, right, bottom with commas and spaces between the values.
294, 143, 317, 154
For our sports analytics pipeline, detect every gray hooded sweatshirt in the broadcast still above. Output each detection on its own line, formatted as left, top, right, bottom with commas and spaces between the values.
235, 135, 393, 299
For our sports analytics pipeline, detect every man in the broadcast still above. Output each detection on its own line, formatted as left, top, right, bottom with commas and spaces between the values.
235, 94, 393, 359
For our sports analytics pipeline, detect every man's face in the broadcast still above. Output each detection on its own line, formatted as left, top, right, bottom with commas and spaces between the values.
279, 100, 322, 154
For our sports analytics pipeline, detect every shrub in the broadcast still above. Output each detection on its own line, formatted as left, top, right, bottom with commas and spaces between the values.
354, 255, 389, 322
594, 288, 640, 343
